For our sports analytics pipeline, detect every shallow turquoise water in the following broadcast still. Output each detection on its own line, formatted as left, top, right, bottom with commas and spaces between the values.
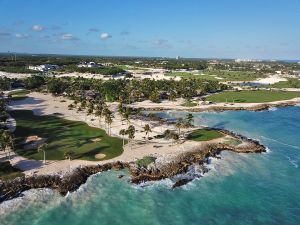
1, 107, 300, 225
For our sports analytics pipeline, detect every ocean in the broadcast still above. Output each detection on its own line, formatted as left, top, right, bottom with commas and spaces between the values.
1, 106, 300, 225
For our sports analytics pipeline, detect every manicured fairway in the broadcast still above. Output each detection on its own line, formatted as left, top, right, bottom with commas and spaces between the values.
206, 90, 300, 103
187, 128, 224, 141
11, 110, 123, 161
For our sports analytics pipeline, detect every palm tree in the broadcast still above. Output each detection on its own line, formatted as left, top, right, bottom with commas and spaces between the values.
94, 108, 102, 126
171, 132, 179, 146
105, 114, 113, 135
38, 143, 48, 164
119, 129, 126, 146
175, 117, 184, 135
126, 125, 135, 150
143, 124, 152, 142
64, 150, 75, 172
2, 130, 13, 159
185, 113, 194, 127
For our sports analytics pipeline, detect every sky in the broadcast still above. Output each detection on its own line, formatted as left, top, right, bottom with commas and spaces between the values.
0, 0, 299, 60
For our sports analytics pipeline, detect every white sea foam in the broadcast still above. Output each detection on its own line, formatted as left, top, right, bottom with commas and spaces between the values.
286, 156, 299, 168
261, 136, 300, 149
0, 188, 59, 216
268, 107, 277, 111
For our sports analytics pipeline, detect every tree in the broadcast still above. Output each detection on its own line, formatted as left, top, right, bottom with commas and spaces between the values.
149, 90, 160, 103
185, 113, 194, 127
171, 132, 179, 145
105, 114, 113, 135
119, 129, 126, 146
64, 150, 75, 171
1, 130, 14, 159
126, 125, 135, 150
38, 143, 48, 164
143, 124, 152, 142
175, 117, 184, 135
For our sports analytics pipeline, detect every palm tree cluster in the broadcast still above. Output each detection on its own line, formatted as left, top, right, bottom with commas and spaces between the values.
68, 96, 115, 135
175, 113, 194, 135
45, 76, 227, 103
119, 125, 136, 150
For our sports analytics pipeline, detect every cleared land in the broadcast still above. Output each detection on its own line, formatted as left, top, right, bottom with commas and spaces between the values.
187, 129, 224, 141
206, 90, 300, 103
11, 110, 123, 161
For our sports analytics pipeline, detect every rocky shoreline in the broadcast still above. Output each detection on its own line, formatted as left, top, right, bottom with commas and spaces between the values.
0, 129, 266, 203
136, 100, 299, 113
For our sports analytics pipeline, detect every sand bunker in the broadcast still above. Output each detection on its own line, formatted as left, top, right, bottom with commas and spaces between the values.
23, 136, 47, 150
95, 153, 106, 159
91, 138, 102, 142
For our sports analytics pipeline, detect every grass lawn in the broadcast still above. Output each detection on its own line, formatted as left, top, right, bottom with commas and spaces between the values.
267, 79, 300, 89
181, 100, 198, 107
201, 70, 265, 81
11, 110, 124, 161
187, 128, 224, 141
0, 161, 24, 181
9, 89, 30, 100
165, 71, 194, 77
206, 90, 300, 103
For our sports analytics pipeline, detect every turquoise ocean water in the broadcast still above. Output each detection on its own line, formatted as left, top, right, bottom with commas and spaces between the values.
1, 106, 299, 225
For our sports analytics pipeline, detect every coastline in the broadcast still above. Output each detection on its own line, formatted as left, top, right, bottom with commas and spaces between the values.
129, 98, 300, 113
2, 91, 294, 203
0, 129, 265, 203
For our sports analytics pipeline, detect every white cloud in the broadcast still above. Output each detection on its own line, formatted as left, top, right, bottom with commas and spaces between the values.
15, 33, 29, 39
32, 25, 45, 31
61, 33, 79, 41
100, 32, 112, 40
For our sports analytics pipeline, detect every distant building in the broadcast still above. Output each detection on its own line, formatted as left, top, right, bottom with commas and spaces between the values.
293, 71, 300, 76
176, 56, 180, 60
77, 62, 102, 68
28, 64, 59, 72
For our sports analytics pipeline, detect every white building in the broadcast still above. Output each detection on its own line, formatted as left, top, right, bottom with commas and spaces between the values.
77, 62, 102, 68
28, 64, 59, 72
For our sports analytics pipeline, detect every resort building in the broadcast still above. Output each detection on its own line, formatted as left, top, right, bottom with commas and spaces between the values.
77, 62, 103, 68
28, 64, 59, 72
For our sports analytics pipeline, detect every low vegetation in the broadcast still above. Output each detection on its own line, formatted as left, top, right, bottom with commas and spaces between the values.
136, 156, 157, 168
206, 90, 300, 103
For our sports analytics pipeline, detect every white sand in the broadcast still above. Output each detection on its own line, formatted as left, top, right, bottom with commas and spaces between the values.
254, 75, 287, 85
